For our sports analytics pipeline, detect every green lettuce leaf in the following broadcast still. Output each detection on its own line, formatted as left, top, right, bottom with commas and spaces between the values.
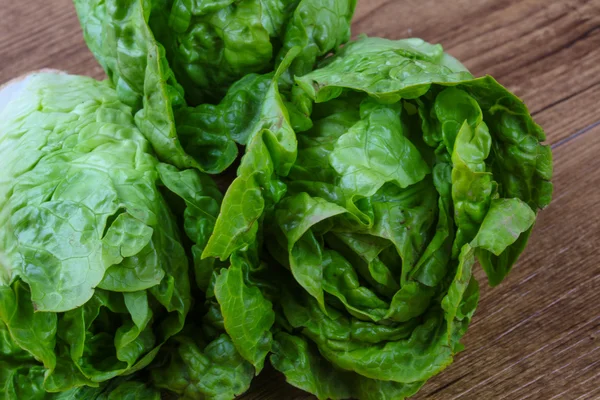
0, 73, 223, 394
271, 332, 424, 400
1, 320, 160, 399
203, 48, 300, 260
73, 0, 238, 173
214, 252, 275, 373
157, 161, 275, 388
151, 331, 254, 399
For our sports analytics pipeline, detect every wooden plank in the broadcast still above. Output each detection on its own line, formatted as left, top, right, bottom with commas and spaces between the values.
0, 0, 104, 83
532, 81, 600, 148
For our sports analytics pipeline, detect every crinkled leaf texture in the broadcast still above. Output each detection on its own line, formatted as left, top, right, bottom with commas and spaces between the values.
154, 162, 274, 397
202, 45, 314, 261
201, 37, 552, 400
74, 0, 356, 174
73, 0, 238, 173
0, 73, 226, 394
151, 332, 254, 400
1, 323, 159, 400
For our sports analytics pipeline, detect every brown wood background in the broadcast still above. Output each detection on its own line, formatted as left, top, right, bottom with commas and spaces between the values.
1, 0, 599, 399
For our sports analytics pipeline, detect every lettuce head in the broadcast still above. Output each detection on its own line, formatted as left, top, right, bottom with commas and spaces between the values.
203, 37, 553, 400
73, 0, 357, 174
0, 73, 217, 394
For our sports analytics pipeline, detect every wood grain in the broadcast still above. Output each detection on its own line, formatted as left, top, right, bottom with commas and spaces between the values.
1, 1, 599, 399
0, 0, 104, 82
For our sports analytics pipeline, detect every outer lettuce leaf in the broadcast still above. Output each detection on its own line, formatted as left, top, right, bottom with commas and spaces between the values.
295, 37, 473, 103
0, 73, 223, 394
471, 198, 536, 285
214, 252, 275, 373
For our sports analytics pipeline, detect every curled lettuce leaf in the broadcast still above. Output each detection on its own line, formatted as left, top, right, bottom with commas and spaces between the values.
74, 0, 356, 173
73, 0, 238, 173
0, 73, 218, 394
153, 163, 274, 397
202, 48, 301, 261
1, 323, 159, 400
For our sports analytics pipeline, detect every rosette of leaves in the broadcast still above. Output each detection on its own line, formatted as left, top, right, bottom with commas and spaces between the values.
205, 37, 553, 399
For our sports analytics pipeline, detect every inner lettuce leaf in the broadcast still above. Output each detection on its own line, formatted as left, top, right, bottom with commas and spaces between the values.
74, 0, 356, 173
0, 73, 227, 395
204, 36, 552, 400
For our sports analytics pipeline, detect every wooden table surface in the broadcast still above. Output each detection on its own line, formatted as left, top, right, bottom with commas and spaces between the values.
1, 1, 599, 399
